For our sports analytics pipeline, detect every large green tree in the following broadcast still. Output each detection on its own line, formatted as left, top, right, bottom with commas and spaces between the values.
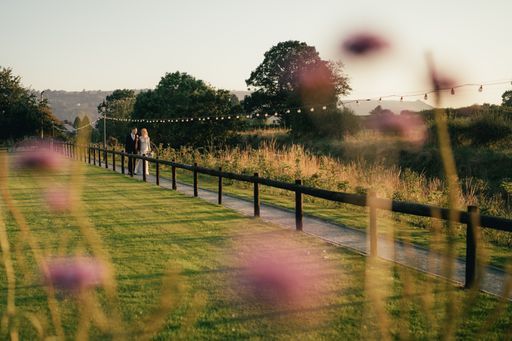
502, 90, 512, 107
132, 72, 242, 147
96, 89, 136, 144
244, 41, 352, 137
0, 67, 63, 141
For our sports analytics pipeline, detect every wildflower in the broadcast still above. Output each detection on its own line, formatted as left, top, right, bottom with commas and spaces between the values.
342, 32, 389, 56
367, 112, 427, 145
43, 257, 106, 293
15, 142, 64, 171
43, 187, 72, 213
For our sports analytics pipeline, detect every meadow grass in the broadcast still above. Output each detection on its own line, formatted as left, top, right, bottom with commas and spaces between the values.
2, 161, 512, 339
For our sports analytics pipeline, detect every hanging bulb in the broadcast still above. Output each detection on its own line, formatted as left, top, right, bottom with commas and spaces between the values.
246, 115, 250, 118
310, 108, 315, 112
424, 93, 428, 100
297, 109, 301, 113
274, 112, 278, 116
478, 85, 483, 92
400, 96, 403, 101
322, 106, 327, 110
451, 88, 455, 95
378, 97, 382, 101
286, 109, 290, 114
356, 100, 359, 104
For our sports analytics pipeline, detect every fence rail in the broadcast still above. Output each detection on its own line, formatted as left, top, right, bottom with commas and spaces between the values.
58, 142, 512, 289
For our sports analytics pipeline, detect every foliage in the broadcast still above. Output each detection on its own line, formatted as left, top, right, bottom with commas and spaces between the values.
73, 116, 82, 129
95, 89, 136, 144
244, 41, 351, 137
0, 67, 63, 141
502, 89, 512, 107
133, 72, 242, 147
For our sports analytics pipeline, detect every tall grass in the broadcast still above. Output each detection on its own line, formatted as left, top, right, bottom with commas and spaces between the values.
159, 140, 512, 246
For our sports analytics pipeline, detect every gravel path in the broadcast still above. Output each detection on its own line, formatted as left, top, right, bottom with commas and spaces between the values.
100, 162, 511, 299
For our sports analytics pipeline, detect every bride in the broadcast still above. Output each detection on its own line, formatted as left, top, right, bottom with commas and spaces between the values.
135, 128, 151, 175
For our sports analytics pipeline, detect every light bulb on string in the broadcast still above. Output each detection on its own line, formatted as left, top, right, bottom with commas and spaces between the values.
478, 85, 483, 92
424, 94, 428, 100
400, 96, 403, 101
236, 115, 240, 119
274, 112, 278, 116
310, 108, 315, 112
286, 109, 290, 114
356, 100, 359, 104
451, 88, 455, 95
322, 106, 327, 110
297, 109, 301, 113
378, 97, 382, 101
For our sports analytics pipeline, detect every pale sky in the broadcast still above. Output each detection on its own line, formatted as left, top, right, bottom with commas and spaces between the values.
1, 0, 511, 107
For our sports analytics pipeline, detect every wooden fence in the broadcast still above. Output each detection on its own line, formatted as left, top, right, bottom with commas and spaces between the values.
59, 142, 512, 289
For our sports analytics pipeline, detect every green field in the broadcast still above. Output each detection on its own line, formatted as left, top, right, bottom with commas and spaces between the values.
164, 167, 512, 270
1, 161, 511, 339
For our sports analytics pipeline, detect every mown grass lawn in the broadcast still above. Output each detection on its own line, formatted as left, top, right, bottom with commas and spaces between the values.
165, 166, 512, 270
1, 161, 511, 339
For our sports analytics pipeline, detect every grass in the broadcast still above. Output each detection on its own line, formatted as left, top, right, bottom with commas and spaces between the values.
3, 156, 510, 339
156, 166, 511, 271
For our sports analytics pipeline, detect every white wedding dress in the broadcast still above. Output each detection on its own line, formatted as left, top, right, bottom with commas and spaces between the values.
135, 136, 151, 175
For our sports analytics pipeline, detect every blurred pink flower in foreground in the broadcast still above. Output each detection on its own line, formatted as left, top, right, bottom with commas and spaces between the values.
237, 238, 325, 308
43, 187, 72, 213
367, 113, 427, 145
15, 142, 64, 171
43, 257, 106, 293
342, 32, 390, 56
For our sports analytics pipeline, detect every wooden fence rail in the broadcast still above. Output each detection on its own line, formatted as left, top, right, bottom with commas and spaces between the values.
59, 142, 512, 289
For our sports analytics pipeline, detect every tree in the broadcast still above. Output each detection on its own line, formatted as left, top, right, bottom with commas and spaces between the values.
132, 72, 242, 147
95, 89, 136, 144
0, 67, 63, 141
502, 90, 512, 107
73, 116, 82, 129
244, 41, 351, 137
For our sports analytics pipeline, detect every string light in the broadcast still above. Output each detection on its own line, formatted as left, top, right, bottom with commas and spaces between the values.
94, 78, 512, 129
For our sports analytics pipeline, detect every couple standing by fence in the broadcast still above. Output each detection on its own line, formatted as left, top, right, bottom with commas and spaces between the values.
124, 127, 152, 176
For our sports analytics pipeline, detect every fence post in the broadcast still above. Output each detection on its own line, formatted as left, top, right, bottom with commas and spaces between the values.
465, 205, 480, 289
193, 162, 198, 197
98, 148, 102, 167
253, 172, 260, 217
295, 179, 303, 231
218, 167, 223, 205
121, 152, 125, 174
112, 148, 116, 172
88, 147, 91, 164
142, 157, 147, 182
171, 159, 177, 190
93, 148, 96, 166
156, 157, 160, 186
368, 190, 378, 258
104, 149, 108, 169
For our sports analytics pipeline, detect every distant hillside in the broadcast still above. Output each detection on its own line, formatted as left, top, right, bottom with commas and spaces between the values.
43, 89, 253, 123
341, 99, 433, 116
42, 90, 113, 123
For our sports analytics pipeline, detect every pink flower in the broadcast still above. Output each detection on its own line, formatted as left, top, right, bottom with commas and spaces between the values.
43, 187, 72, 213
342, 32, 390, 56
15, 142, 64, 171
43, 257, 106, 293
237, 238, 325, 308
367, 112, 427, 145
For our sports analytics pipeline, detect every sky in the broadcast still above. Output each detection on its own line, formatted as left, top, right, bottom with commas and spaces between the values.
1, 0, 511, 108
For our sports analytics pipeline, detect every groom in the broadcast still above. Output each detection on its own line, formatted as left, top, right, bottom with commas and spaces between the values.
124, 127, 139, 175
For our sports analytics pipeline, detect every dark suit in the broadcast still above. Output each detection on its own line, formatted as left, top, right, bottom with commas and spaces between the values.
125, 133, 139, 174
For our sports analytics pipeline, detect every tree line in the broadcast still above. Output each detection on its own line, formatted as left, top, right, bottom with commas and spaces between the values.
95, 40, 359, 147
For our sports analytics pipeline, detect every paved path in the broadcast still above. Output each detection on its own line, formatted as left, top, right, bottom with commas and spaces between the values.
99, 162, 510, 299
